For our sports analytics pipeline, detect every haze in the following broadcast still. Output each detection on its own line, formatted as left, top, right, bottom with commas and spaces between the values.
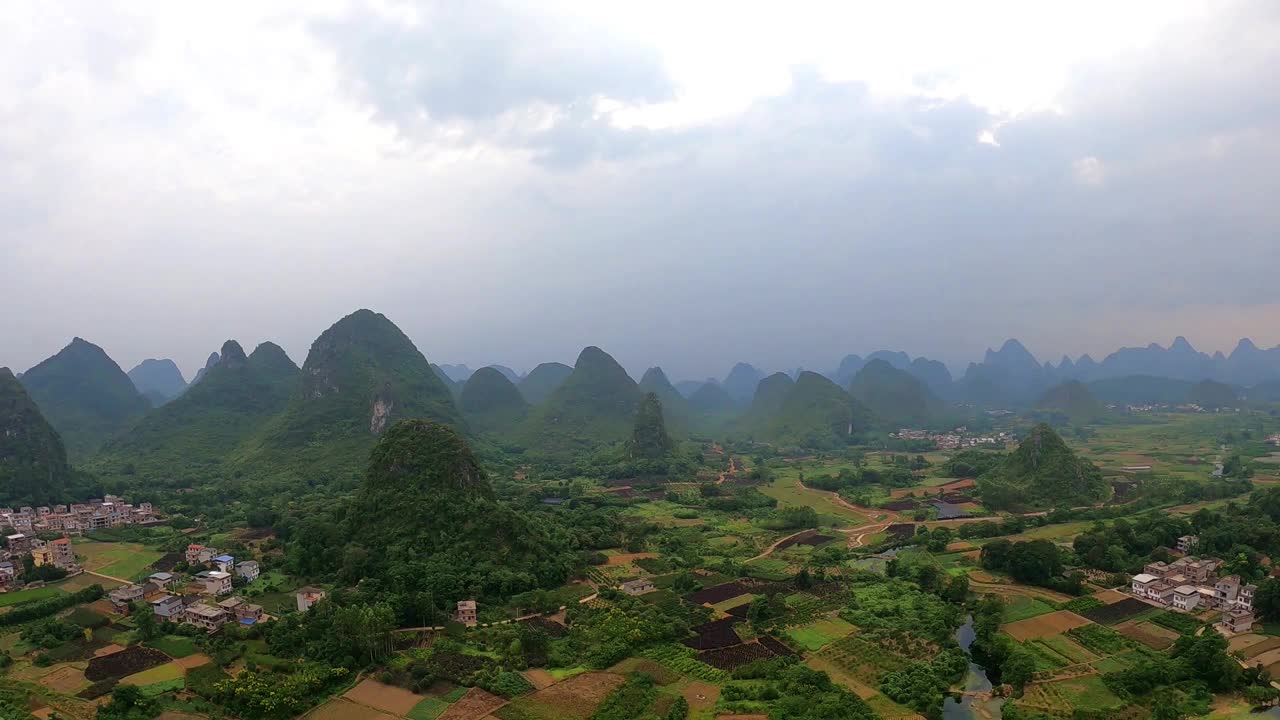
3, 1, 1279, 381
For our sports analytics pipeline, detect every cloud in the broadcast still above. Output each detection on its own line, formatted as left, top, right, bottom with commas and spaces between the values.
1, 1, 1279, 381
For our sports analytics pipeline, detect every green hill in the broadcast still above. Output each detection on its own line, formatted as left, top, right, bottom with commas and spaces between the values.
629, 392, 674, 460
978, 423, 1107, 510
1088, 375, 1193, 405
459, 367, 528, 433
847, 359, 943, 428
243, 309, 463, 476
743, 371, 869, 447
348, 420, 578, 598
1186, 379, 1240, 409
20, 338, 151, 461
1035, 380, 1106, 422
0, 367, 72, 504
517, 346, 640, 456
739, 372, 794, 433
430, 363, 461, 396
688, 382, 736, 414
638, 367, 694, 433
517, 362, 573, 404
127, 359, 187, 405
93, 340, 299, 479
771, 372, 871, 447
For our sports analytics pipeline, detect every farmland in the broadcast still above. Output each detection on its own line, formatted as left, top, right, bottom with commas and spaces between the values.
74, 541, 165, 580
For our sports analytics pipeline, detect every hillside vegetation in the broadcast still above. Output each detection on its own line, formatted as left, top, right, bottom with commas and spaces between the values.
0, 368, 72, 504
20, 338, 150, 460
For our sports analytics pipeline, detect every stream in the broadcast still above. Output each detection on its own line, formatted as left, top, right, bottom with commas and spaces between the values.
942, 615, 1004, 720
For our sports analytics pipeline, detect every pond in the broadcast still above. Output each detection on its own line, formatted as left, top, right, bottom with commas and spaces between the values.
942, 615, 1004, 720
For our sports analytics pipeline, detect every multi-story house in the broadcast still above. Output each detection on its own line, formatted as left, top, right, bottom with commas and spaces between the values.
456, 600, 478, 627
1177, 535, 1199, 554
296, 586, 326, 612
109, 584, 146, 612
1220, 609, 1255, 634
1172, 585, 1200, 612
184, 603, 227, 632
49, 538, 75, 568
150, 594, 185, 619
197, 570, 232, 596
235, 560, 260, 582
213, 555, 235, 574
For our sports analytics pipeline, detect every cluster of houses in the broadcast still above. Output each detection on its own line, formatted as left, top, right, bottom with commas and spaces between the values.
1, 496, 161, 536
1267, 434, 1280, 446
1128, 536, 1258, 634
0, 533, 82, 591
0, 495, 165, 591
101, 544, 271, 633
889, 428, 1014, 450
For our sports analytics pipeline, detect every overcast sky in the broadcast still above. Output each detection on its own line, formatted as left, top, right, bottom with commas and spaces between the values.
4, 0, 1279, 381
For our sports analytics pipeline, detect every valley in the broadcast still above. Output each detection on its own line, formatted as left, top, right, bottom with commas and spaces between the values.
3, 316, 1280, 719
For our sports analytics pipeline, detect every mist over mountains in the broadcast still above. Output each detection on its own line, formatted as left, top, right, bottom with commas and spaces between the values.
15, 307, 1280, 486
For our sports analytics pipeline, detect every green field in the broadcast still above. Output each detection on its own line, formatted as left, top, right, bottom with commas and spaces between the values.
122, 662, 184, 686
75, 541, 164, 579
761, 470, 870, 527
0, 586, 65, 607
787, 617, 856, 651
1002, 595, 1057, 623
408, 697, 449, 719
145, 635, 198, 658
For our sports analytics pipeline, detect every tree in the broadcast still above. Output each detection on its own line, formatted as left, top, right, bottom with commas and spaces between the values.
1256, 578, 1280, 621
132, 602, 158, 641
1000, 647, 1036, 690
628, 393, 673, 460
942, 574, 969, 604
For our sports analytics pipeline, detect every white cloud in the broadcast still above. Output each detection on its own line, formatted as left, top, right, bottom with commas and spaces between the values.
1, 0, 1278, 380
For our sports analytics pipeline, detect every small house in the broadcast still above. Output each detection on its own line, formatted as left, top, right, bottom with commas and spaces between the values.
213, 554, 235, 573
235, 560, 260, 582
148, 572, 177, 590
108, 584, 146, 612
456, 599, 478, 627
151, 594, 184, 619
1172, 585, 1200, 612
1220, 609, 1255, 635
296, 586, 326, 612
620, 579, 656, 596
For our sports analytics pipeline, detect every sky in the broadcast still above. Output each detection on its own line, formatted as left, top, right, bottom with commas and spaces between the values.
3, 0, 1280, 382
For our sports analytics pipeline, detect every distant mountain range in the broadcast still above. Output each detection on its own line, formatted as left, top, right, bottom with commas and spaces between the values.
16, 317, 1280, 490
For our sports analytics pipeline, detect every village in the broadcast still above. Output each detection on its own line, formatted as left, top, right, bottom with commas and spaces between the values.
1128, 534, 1258, 636
889, 426, 1017, 450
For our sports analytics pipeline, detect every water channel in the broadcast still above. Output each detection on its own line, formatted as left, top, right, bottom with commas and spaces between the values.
942, 615, 1004, 720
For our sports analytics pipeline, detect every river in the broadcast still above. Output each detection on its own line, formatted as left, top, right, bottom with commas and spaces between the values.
942, 615, 1004, 720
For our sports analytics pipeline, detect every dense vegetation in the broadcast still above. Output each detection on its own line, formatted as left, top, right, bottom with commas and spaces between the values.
93, 340, 299, 480
518, 346, 642, 456
244, 309, 464, 476
847, 359, 943, 428
0, 367, 73, 504
978, 423, 1107, 510
19, 337, 150, 460
459, 366, 529, 433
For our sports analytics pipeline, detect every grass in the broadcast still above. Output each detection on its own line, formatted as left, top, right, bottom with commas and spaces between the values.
1050, 675, 1124, 711
75, 541, 165, 579
787, 617, 856, 651
760, 469, 869, 527
408, 697, 450, 719
145, 635, 198, 659
744, 557, 791, 581
122, 662, 185, 686
139, 677, 185, 696
0, 586, 65, 607
1003, 595, 1057, 623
